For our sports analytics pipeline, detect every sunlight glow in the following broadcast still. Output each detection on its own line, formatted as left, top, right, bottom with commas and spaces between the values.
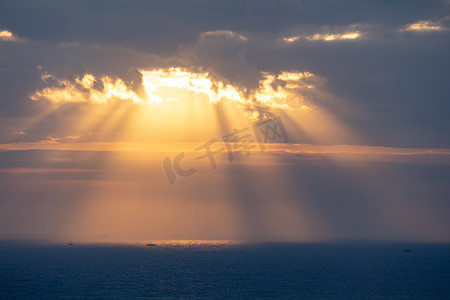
140, 68, 244, 104
31, 68, 320, 113
24, 68, 364, 243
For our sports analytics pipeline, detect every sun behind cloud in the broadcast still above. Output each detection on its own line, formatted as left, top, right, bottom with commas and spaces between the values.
30, 68, 320, 113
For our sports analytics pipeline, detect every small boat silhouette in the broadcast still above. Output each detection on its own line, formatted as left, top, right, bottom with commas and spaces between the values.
147, 243, 157, 247
402, 249, 411, 253
68, 243, 74, 246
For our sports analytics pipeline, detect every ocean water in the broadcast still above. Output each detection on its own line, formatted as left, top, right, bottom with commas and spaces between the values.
0, 241, 449, 299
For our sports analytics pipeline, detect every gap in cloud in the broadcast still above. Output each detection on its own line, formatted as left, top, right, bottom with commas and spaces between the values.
30, 67, 322, 115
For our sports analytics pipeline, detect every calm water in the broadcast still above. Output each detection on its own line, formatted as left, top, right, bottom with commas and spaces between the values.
0, 241, 449, 299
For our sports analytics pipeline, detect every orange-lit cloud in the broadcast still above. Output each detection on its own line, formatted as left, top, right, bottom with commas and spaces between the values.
0, 30, 20, 42
30, 74, 142, 103
282, 36, 300, 43
30, 68, 320, 113
253, 71, 316, 110
282, 31, 361, 43
306, 32, 361, 41
140, 68, 244, 104
402, 20, 446, 32
200, 30, 247, 40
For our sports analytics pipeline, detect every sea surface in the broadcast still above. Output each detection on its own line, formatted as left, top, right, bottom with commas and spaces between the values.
0, 241, 449, 299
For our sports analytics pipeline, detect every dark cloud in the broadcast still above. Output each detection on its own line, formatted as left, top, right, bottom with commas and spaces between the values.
0, 0, 449, 148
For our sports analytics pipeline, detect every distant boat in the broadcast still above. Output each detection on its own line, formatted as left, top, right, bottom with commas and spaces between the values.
68, 243, 74, 246
147, 243, 157, 247
402, 249, 411, 253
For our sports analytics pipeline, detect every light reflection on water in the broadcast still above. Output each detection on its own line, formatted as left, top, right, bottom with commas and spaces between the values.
61, 239, 246, 249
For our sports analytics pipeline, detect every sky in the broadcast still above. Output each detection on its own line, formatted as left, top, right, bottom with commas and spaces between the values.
0, 0, 449, 242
